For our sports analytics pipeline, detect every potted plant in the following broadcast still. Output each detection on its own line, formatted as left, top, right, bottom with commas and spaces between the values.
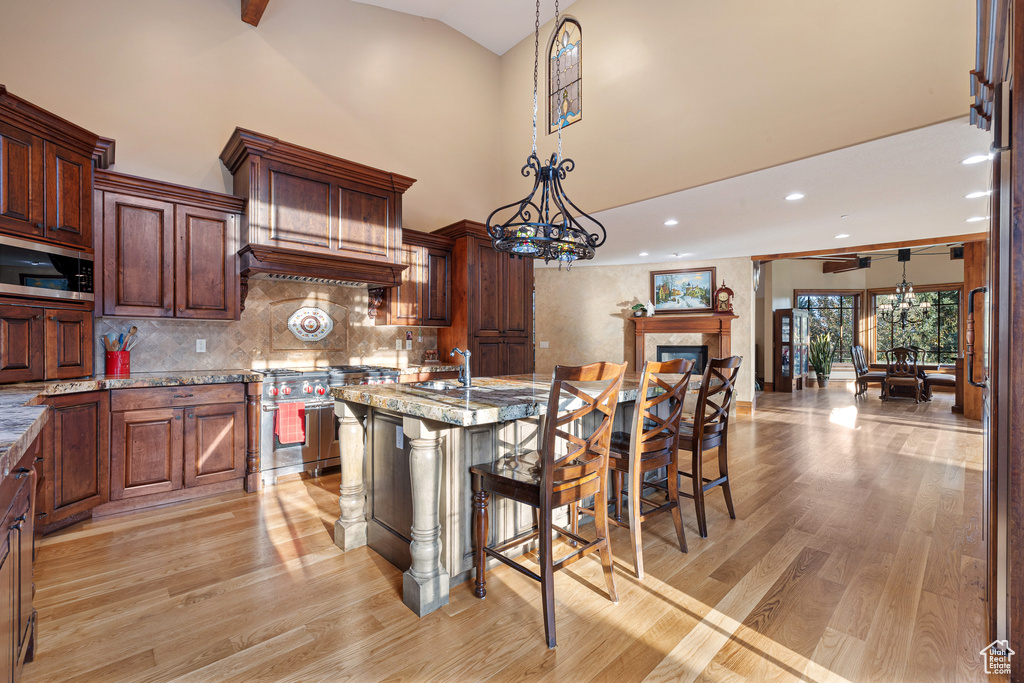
631, 303, 646, 317
809, 333, 837, 387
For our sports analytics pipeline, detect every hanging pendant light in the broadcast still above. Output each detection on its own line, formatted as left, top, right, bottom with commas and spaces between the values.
485, 0, 605, 270
877, 258, 931, 330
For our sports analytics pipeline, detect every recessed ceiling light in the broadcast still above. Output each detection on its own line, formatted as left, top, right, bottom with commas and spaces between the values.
966, 216, 989, 223
663, 219, 678, 226
672, 252, 692, 258
962, 154, 993, 165
834, 234, 850, 239
965, 190, 992, 199
840, 214, 850, 219
638, 252, 649, 256
785, 193, 804, 201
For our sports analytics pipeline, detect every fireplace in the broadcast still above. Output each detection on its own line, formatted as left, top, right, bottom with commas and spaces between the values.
657, 345, 708, 375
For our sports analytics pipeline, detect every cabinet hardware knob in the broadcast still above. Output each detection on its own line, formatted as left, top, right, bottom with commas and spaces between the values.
34, 314, 43, 320
49, 316, 58, 322
49, 225, 59, 231
188, 414, 194, 419
34, 223, 43, 229
13, 468, 30, 479
13, 515, 25, 524
36, 512, 46, 518
33, 457, 43, 463
10, 522, 23, 531
174, 415, 181, 420
173, 394, 193, 399
178, 307, 184, 312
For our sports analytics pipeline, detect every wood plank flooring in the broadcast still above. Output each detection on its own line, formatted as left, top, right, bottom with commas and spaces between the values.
23, 386, 989, 682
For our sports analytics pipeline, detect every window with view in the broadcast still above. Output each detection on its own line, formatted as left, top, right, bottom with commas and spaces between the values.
796, 293, 859, 363
873, 289, 960, 364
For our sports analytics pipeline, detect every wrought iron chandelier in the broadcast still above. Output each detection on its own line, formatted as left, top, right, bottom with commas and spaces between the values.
485, 0, 606, 269
877, 258, 931, 330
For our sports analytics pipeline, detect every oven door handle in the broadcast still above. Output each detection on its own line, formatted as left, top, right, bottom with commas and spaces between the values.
262, 402, 333, 412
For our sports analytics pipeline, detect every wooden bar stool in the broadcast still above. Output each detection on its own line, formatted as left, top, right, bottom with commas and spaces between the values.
677, 356, 742, 538
575, 358, 694, 579
470, 361, 627, 649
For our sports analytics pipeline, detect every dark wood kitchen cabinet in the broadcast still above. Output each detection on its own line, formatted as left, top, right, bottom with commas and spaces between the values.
436, 220, 534, 377
94, 171, 243, 320
0, 303, 91, 383
39, 392, 110, 534
219, 128, 415, 288
0, 436, 39, 682
0, 85, 113, 250
109, 385, 245, 507
373, 229, 452, 327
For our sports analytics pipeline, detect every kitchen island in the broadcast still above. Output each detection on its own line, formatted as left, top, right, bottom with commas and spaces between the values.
331, 373, 647, 616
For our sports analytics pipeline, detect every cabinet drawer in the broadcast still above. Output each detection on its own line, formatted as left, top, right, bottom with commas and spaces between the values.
110, 383, 244, 412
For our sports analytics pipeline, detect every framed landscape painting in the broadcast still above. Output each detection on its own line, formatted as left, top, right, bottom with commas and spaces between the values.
651, 267, 716, 313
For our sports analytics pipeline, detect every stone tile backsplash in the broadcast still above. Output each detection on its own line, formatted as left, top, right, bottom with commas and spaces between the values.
94, 278, 438, 372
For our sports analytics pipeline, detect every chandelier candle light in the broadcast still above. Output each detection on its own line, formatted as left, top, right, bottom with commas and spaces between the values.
485, 0, 606, 269
877, 249, 931, 329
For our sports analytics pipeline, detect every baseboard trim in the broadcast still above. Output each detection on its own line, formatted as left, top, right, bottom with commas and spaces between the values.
763, 382, 774, 392
736, 399, 755, 415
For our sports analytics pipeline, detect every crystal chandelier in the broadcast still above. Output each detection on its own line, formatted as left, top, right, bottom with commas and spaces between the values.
877, 258, 931, 330
485, 0, 606, 270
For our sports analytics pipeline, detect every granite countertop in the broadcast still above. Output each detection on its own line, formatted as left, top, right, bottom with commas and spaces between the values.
0, 370, 264, 473
396, 364, 462, 376
332, 372, 653, 427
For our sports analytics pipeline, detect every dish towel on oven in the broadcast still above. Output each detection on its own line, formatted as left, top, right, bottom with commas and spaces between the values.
275, 402, 306, 444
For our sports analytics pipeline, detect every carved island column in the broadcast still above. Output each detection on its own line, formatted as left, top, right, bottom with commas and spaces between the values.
401, 415, 450, 616
334, 401, 369, 551
244, 382, 262, 493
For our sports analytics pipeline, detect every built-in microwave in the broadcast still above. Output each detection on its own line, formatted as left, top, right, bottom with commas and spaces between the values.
0, 234, 94, 301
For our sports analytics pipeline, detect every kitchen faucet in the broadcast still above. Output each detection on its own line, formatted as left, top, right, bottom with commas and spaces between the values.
451, 347, 472, 388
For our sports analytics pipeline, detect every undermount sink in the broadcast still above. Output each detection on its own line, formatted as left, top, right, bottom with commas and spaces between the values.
413, 380, 463, 391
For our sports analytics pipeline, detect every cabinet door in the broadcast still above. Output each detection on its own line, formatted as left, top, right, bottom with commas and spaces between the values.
43, 142, 91, 249
102, 192, 175, 317
41, 392, 109, 524
422, 246, 451, 326
471, 239, 503, 336
175, 205, 238, 320
505, 338, 533, 376
337, 185, 395, 263
263, 162, 332, 251
10, 476, 32, 665
388, 243, 422, 326
503, 256, 532, 337
110, 408, 184, 500
0, 536, 12, 683
471, 337, 503, 378
0, 306, 44, 384
44, 309, 92, 379
0, 122, 43, 240
183, 403, 245, 488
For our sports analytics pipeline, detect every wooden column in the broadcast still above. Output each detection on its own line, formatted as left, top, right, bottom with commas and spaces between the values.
963, 241, 986, 421
402, 416, 450, 616
243, 382, 262, 492
334, 401, 369, 551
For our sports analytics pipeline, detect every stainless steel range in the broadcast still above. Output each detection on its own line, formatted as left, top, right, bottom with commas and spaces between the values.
254, 365, 400, 484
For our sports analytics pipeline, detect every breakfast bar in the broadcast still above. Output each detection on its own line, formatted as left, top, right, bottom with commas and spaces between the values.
331, 374, 645, 616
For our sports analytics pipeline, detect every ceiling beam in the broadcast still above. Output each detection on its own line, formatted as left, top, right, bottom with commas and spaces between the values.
823, 256, 871, 274
751, 232, 987, 262
241, 0, 270, 26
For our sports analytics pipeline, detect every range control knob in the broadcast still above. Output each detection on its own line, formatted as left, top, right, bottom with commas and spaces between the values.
303, 384, 313, 394
268, 386, 279, 396
282, 386, 292, 395
316, 386, 326, 395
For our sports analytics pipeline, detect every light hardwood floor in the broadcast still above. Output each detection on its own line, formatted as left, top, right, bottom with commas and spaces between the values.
24, 385, 988, 682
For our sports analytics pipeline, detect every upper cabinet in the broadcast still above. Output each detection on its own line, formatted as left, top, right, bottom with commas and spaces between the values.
0, 85, 113, 251
94, 171, 244, 320
373, 229, 452, 327
219, 128, 415, 289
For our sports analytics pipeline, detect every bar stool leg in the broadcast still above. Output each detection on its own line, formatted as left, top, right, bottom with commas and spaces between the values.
692, 445, 708, 538
472, 487, 489, 599
666, 458, 687, 553
718, 435, 736, 520
628, 463, 644, 579
540, 505, 556, 649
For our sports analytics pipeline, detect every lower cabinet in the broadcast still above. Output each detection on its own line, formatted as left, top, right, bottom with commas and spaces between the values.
471, 336, 534, 377
39, 392, 109, 533
109, 385, 245, 503
0, 437, 39, 683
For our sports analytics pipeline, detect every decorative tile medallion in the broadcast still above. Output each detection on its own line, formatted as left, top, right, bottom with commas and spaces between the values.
287, 306, 333, 342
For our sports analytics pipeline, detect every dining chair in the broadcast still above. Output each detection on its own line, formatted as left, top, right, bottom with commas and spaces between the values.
470, 361, 627, 649
676, 356, 742, 538
574, 358, 694, 579
883, 347, 923, 403
852, 345, 886, 397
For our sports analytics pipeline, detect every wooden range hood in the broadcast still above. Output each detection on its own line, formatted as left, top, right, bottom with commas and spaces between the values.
220, 128, 415, 296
